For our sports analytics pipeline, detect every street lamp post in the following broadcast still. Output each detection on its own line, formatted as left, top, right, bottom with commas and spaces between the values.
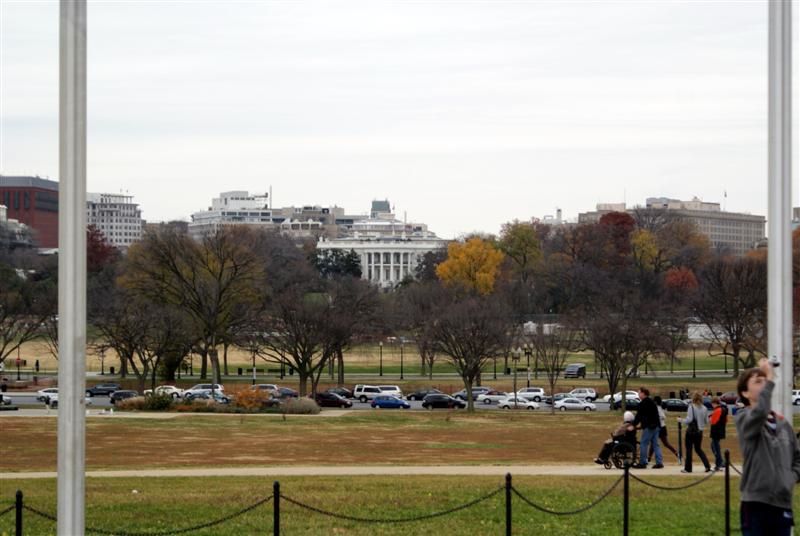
99, 349, 105, 376
692, 344, 697, 379
400, 342, 404, 380
724, 353, 728, 375
190, 354, 193, 376
379, 342, 383, 377
252, 351, 257, 386
493, 355, 497, 380
512, 349, 521, 410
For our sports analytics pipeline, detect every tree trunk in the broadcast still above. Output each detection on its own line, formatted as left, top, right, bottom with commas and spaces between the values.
465, 381, 474, 413
298, 370, 310, 397
119, 354, 128, 378
223, 342, 229, 376
208, 347, 222, 385
337, 348, 344, 386
151, 358, 159, 391
200, 347, 208, 379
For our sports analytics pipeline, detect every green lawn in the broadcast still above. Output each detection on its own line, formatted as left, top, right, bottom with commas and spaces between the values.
0, 474, 766, 535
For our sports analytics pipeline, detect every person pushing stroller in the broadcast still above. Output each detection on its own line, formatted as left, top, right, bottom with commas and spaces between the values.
595, 411, 637, 465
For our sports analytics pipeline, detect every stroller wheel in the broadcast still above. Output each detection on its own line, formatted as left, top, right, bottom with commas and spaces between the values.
604, 460, 612, 470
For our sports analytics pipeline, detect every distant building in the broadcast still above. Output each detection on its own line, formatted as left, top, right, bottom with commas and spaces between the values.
578, 196, 765, 257
0, 204, 33, 249
86, 193, 143, 249
317, 200, 446, 289
189, 191, 274, 240
0, 175, 59, 248
144, 220, 189, 235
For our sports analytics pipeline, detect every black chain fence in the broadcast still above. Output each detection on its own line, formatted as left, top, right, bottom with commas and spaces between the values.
3, 452, 745, 536
629, 468, 718, 491
20, 495, 273, 536
281, 485, 503, 524
511, 475, 623, 516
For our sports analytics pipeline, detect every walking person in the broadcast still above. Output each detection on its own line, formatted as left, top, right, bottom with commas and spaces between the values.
708, 396, 728, 471
678, 392, 711, 473
649, 395, 679, 463
633, 387, 663, 469
736, 358, 800, 536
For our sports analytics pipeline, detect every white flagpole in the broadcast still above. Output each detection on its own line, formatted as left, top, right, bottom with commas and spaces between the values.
58, 0, 87, 534
767, 0, 793, 419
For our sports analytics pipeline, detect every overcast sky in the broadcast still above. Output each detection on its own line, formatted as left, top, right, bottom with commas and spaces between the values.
1, 1, 797, 239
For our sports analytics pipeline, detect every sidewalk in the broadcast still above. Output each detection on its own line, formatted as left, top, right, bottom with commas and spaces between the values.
0, 464, 731, 480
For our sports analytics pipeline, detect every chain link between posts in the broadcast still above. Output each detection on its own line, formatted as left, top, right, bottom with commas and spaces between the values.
280, 485, 503, 523
511, 475, 624, 516
629, 468, 718, 491
21, 495, 273, 536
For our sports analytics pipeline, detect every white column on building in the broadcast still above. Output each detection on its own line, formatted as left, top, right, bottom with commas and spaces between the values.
58, 0, 87, 533
767, 0, 793, 417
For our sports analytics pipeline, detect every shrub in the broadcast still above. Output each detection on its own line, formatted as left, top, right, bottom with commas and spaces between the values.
281, 397, 321, 415
144, 393, 174, 411
115, 396, 146, 411
230, 387, 273, 411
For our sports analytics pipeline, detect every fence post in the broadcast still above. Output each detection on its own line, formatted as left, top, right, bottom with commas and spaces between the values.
677, 421, 683, 462
505, 473, 512, 536
724, 450, 731, 536
273, 481, 280, 536
15, 490, 22, 536
623, 462, 630, 536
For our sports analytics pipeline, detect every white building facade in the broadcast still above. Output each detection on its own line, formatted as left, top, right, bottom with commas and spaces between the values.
318, 236, 447, 288
189, 191, 273, 240
86, 193, 143, 249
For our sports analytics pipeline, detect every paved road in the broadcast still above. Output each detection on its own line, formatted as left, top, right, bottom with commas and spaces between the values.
0, 464, 734, 480
3, 392, 112, 408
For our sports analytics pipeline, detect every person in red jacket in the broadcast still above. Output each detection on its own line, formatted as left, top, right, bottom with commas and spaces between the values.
709, 396, 728, 471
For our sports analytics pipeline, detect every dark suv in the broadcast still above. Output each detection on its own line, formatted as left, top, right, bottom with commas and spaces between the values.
85, 383, 121, 397
314, 392, 353, 408
422, 394, 466, 409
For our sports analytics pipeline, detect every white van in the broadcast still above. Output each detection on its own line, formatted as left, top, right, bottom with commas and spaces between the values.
378, 385, 404, 399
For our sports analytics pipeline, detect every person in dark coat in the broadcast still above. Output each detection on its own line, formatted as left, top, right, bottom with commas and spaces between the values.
633, 387, 663, 469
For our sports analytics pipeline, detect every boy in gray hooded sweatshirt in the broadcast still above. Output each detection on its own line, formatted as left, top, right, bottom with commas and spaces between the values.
736, 358, 800, 535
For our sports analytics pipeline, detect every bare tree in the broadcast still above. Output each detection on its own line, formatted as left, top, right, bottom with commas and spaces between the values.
121, 227, 263, 384
429, 291, 512, 412
530, 322, 577, 414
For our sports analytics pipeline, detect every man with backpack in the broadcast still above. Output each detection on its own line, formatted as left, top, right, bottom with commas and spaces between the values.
709, 396, 728, 471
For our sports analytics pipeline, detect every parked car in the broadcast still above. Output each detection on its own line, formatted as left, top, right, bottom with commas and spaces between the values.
187, 391, 230, 404
555, 398, 596, 411
85, 383, 121, 397
314, 392, 353, 408
563, 363, 587, 378
110, 390, 139, 405
326, 387, 353, 399
476, 390, 509, 405
568, 388, 597, 402
183, 384, 225, 400
452, 387, 491, 401
542, 393, 571, 405
406, 388, 442, 401
421, 394, 466, 409
353, 385, 383, 403
276, 387, 299, 399
497, 396, 539, 410
0, 393, 11, 406
143, 385, 184, 399
793, 390, 800, 406
516, 387, 546, 402
250, 384, 280, 397
378, 385, 404, 399
47, 393, 93, 408
612, 398, 641, 411
601, 391, 640, 403
661, 398, 689, 412
36, 387, 59, 403
370, 395, 411, 409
